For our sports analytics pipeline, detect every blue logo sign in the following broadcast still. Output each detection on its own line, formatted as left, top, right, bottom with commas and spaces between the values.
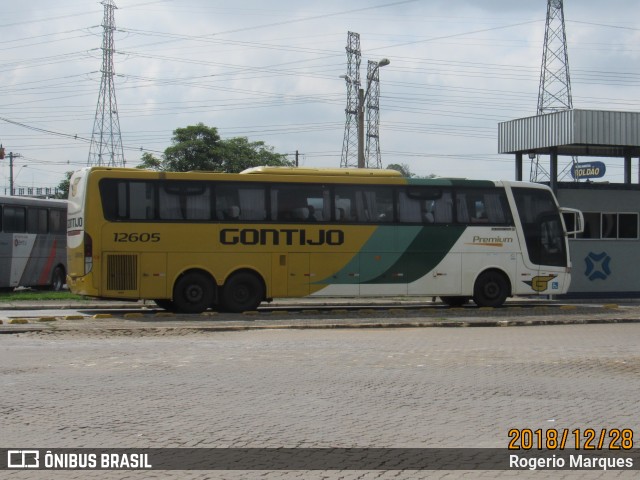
571, 161, 606, 180
584, 251, 611, 281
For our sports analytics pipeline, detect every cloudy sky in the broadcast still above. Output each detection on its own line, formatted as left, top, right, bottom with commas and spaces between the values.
2, 0, 640, 193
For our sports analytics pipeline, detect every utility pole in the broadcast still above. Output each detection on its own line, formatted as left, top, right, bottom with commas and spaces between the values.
340, 32, 389, 168
357, 88, 365, 168
8, 151, 22, 196
365, 59, 383, 169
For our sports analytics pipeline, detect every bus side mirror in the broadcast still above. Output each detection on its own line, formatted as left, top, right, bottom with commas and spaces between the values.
560, 208, 584, 236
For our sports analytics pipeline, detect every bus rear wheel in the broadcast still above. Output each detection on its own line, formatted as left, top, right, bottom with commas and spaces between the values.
221, 272, 264, 313
172, 272, 214, 314
473, 271, 509, 308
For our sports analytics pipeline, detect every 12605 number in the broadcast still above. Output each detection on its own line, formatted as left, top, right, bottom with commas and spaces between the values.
113, 232, 160, 243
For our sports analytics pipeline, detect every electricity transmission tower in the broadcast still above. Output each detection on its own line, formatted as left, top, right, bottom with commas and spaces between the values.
531, 0, 574, 182
88, 0, 125, 167
365, 60, 382, 169
340, 32, 361, 169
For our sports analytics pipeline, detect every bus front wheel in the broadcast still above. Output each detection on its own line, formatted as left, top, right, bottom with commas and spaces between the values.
473, 271, 509, 308
172, 272, 214, 314
221, 272, 264, 313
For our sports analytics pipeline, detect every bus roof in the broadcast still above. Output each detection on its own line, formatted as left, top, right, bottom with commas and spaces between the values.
240, 166, 403, 177
0, 195, 67, 207
75, 167, 550, 190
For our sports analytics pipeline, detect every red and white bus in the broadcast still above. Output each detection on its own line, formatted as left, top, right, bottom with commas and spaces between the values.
0, 195, 67, 291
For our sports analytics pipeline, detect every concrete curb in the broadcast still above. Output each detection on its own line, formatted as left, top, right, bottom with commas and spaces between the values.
2, 311, 640, 335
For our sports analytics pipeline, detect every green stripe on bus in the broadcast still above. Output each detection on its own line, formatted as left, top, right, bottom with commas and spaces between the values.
314, 226, 421, 285
316, 225, 465, 285
364, 225, 466, 284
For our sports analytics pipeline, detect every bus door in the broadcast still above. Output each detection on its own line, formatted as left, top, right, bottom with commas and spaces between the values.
270, 252, 309, 297
287, 253, 310, 297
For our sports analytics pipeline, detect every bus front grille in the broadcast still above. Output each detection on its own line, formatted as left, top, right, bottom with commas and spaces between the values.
106, 254, 138, 291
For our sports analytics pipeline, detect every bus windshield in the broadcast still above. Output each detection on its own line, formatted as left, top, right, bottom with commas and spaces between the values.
512, 187, 567, 267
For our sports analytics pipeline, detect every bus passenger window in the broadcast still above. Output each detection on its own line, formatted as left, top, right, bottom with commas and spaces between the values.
50, 209, 66, 234
291, 207, 309, 221
3, 206, 26, 233
271, 184, 327, 222
223, 206, 240, 220
306, 205, 317, 221
27, 208, 48, 234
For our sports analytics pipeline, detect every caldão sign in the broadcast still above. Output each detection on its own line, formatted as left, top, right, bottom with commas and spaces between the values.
571, 161, 606, 180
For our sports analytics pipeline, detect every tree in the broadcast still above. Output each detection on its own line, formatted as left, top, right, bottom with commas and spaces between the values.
386, 163, 436, 179
137, 123, 292, 173
386, 163, 415, 177
137, 152, 163, 171
218, 137, 290, 173
164, 123, 223, 171
55, 171, 73, 199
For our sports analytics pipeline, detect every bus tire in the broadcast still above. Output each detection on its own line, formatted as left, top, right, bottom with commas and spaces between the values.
221, 271, 264, 313
50, 266, 66, 291
440, 296, 470, 307
473, 270, 509, 308
172, 272, 214, 314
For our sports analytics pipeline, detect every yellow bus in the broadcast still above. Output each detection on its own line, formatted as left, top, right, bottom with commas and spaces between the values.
66, 166, 582, 312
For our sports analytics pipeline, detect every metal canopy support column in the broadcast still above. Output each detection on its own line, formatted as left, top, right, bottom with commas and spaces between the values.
515, 153, 523, 181
624, 149, 632, 184
550, 148, 558, 193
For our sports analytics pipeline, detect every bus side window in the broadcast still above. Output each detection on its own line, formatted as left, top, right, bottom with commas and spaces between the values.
27, 208, 48, 234
271, 184, 326, 222
129, 182, 155, 220
50, 209, 65, 234
432, 195, 453, 223
223, 206, 240, 220
3, 206, 26, 233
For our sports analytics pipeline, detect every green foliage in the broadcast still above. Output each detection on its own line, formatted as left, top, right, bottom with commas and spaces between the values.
136, 123, 292, 173
54, 171, 73, 199
386, 163, 436, 179
164, 123, 223, 171
386, 163, 415, 178
218, 137, 291, 173
137, 152, 163, 171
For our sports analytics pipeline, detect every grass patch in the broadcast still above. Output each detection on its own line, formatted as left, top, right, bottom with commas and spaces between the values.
0, 289, 86, 303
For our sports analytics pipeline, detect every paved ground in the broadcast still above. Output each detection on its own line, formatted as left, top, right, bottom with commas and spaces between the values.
1, 316, 639, 479
1, 297, 640, 334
